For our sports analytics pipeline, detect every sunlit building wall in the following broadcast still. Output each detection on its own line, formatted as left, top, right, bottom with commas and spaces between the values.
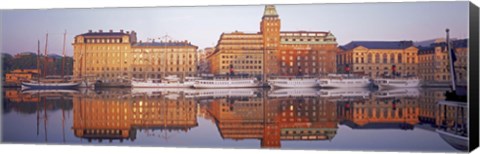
338, 41, 418, 78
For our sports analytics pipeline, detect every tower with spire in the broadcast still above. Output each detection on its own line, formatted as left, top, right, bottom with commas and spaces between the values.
260, 5, 281, 80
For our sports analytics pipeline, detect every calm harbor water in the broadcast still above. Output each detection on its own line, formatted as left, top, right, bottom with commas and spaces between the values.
1, 87, 468, 152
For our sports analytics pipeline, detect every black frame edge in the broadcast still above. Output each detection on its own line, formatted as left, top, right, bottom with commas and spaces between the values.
469, 1, 479, 152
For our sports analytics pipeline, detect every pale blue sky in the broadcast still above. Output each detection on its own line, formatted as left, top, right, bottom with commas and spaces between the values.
1, 1, 469, 56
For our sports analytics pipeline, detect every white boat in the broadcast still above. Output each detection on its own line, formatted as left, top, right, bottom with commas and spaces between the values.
21, 80, 82, 90
373, 77, 421, 89
373, 88, 420, 98
267, 76, 318, 88
131, 75, 200, 88
193, 77, 260, 89
268, 88, 319, 98
318, 74, 371, 88
318, 88, 371, 98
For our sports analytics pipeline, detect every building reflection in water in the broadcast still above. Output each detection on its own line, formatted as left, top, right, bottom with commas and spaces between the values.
3, 88, 76, 143
338, 88, 420, 130
1, 87, 469, 151
207, 88, 338, 148
72, 89, 197, 143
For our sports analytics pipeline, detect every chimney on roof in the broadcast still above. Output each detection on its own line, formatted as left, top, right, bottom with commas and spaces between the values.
99, 29, 103, 33
109, 29, 113, 33
152, 39, 155, 43
120, 29, 124, 33
88, 29, 92, 33
126, 31, 130, 34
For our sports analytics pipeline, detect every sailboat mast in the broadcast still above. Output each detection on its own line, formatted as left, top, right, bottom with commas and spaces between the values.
446, 29, 456, 91
44, 33, 49, 78
37, 40, 41, 82
62, 30, 67, 79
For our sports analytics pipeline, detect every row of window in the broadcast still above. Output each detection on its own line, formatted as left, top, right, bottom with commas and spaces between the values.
281, 62, 319, 67
221, 60, 262, 64
86, 38, 124, 44
221, 65, 262, 69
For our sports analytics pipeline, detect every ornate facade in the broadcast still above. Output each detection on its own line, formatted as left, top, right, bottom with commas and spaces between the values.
337, 41, 418, 78
73, 30, 198, 85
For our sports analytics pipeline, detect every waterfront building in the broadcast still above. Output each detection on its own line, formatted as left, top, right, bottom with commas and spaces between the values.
198, 47, 214, 74
5, 69, 40, 84
208, 5, 338, 78
73, 30, 137, 85
73, 30, 198, 85
452, 39, 468, 84
131, 41, 198, 80
337, 41, 418, 78
208, 32, 264, 76
279, 31, 338, 75
417, 39, 468, 85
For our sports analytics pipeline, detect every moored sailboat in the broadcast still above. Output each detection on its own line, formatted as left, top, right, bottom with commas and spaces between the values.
21, 32, 81, 90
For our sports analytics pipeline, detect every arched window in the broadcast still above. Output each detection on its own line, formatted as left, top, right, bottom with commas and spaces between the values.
375, 53, 380, 64
398, 53, 402, 63
367, 53, 372, 63
390, 53, 395, 63
383, 53, 388, 64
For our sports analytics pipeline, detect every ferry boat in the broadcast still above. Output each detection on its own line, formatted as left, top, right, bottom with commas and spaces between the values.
268, 88, 319, 98
267, 76, 318, 88
317, 74, 371, 88
193, 77, 260, 89
373, 76, 421, 89
131, 75, 201, 88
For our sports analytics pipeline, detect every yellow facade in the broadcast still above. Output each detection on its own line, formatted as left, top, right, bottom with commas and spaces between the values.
417, 39, 467, 85
208, 32, 264, 75
338, 41, 418, 78
5, 69, 40, 83
130, 41, 198, 79
73, 30, 198, 85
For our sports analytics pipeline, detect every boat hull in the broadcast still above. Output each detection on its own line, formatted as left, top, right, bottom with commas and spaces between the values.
131, 81, 194, 88
268, 79, 318, 88
193, 79, 260, 89
318, 78, 371, 88
21, 81, 81, 90
374, 78, 421, 89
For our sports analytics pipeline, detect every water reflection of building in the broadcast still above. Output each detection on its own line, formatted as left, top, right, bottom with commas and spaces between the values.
3, 89, 74, 114
72, 89, 198, 142
207, 95, 338, 148
418, 88, 448, 126
338, 92, 419, 129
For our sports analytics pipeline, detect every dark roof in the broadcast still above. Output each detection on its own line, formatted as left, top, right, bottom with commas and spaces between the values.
417, 46, 435, 55
340, 41, 415, 50
452, 39, 468, 48
132, 42, 197, 48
